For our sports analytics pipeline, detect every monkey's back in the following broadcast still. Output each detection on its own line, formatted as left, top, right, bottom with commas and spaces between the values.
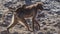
15, 8, 34, 18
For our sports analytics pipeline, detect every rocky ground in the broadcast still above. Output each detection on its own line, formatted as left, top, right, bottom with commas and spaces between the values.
0, 0, 60, 34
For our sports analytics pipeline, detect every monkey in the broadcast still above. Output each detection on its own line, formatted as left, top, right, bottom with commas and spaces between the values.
3, 2, 43, 32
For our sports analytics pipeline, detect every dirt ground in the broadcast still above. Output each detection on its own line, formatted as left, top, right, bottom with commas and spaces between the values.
0, 0, 60, 34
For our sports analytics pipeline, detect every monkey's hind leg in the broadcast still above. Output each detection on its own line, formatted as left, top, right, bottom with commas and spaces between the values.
17, 17, 32, 31
7, 14, 18, 31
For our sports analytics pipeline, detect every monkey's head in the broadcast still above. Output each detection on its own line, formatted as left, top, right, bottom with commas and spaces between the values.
37, 2, 43, 10
22, 4, 26, 9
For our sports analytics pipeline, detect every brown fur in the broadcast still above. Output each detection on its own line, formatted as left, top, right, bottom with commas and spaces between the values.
5, 2, 43, 31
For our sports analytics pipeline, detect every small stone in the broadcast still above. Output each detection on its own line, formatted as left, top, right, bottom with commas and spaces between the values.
42, 22, 46, 25
1, 30, 10, 34
53, 21, 55, 23
55, 0, 60, 2
37, 13, 45, 18
54, 24, 57, 27
38, 32, 44, 34
46, 31, 53, 34
4, 2, 13, 7
44, 27, 47, 30
56, 11, 60, 15
13, 32, 18, 34
50, 29, 55, 31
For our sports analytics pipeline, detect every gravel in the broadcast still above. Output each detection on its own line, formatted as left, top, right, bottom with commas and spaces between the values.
0, 0, 60, 34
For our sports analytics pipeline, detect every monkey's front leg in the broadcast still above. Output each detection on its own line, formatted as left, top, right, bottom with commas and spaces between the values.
32, 10, 40, 31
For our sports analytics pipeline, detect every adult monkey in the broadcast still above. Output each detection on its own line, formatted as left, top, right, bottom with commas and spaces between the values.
2, 2, 43, 32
